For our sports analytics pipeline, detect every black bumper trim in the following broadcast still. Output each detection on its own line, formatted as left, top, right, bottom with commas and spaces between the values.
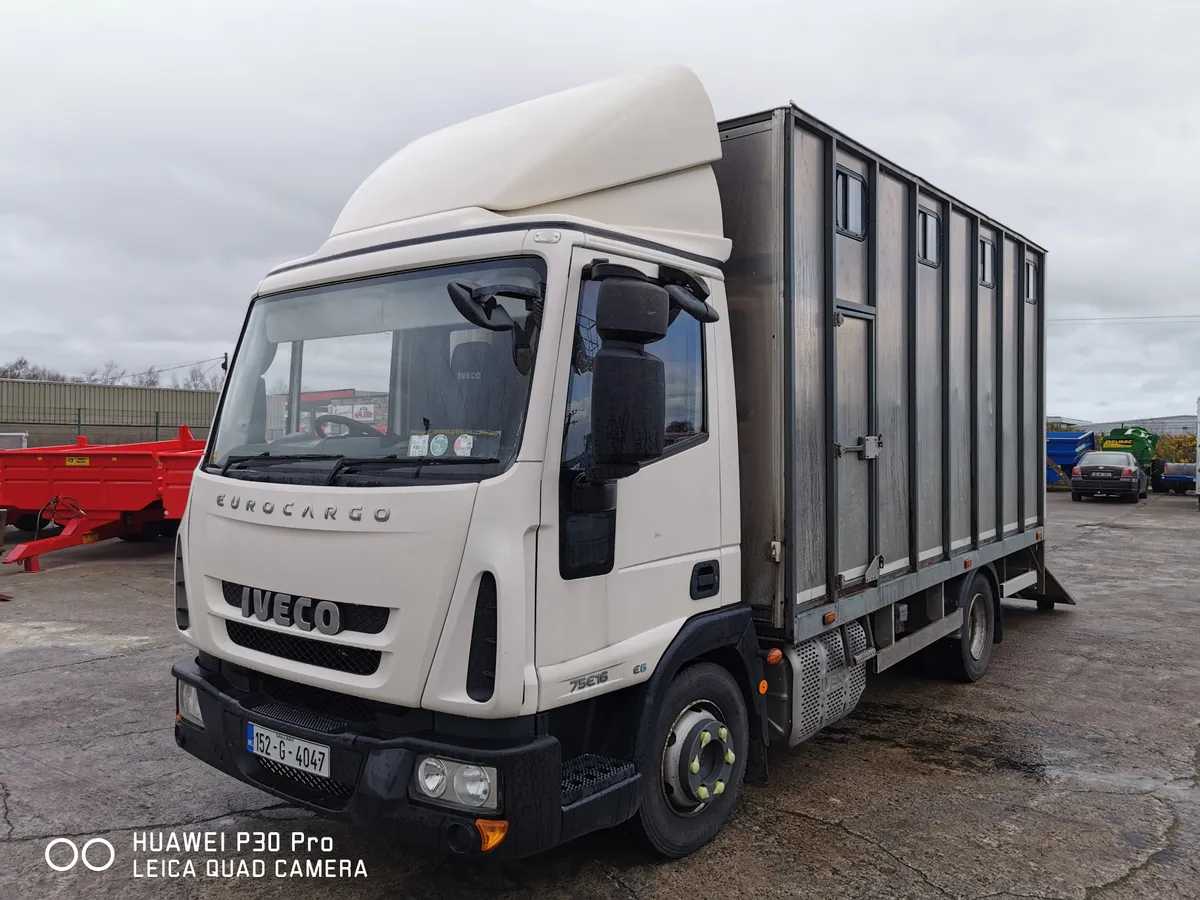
172, 658, 640, 859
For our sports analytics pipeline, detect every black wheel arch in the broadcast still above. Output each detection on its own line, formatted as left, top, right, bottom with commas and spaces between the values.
633, 606, 770, 787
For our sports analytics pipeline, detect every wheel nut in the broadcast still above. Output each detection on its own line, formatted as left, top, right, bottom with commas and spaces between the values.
725, 749, 735, 764
689, 756, 700, 774
696, 785, 710, 800
714, 780, 725, 795
718, 727, 728, 741
700, 731, 711, 747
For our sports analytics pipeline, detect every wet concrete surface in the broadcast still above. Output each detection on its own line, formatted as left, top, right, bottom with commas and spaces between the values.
0, 492, 1197, 899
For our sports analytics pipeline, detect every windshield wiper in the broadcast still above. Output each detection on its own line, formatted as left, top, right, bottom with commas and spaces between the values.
326, 456, 502, 482
219, 453, 342, 477
333, 456, 501, 473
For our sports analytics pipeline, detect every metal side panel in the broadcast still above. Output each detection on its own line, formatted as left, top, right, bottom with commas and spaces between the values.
791, 124, 828, 605
876, 173, 910, 573
976, 238, 998, 543
916, 200, 944, 560
835, 151, 869, 307
1001, 238, 1020, 533
949, 211, 972, 550
836, 315, 871, 579
1023, 253, 1042, 524
714, 116, 786, 616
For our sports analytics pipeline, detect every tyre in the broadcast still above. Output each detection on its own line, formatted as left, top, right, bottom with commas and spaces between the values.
1071, 492, 1082, 502
1037, 599, 1055, 612
1151, 458, 1165, 492
937, 574, 996, 683
1124, 492, 1138, 504
12, 514, 40, 532
635, 662, 749, 858
119, 522, 164, 543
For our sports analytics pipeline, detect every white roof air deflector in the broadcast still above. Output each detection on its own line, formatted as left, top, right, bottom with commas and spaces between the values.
327, 66, 730, 263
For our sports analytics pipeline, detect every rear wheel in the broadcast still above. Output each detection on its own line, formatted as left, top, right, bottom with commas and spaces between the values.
1124, 492, 1138, 504
938, 574, 996, 683
635, 662, 749, 858
1037, 599, 1055, 612
12, 514, 40, 532
1071, 492, 1082, 502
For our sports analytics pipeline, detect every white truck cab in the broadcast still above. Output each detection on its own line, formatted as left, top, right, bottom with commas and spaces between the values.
173, 66, 1073, 859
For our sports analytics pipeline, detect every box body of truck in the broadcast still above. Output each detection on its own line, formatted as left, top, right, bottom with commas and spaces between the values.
716, 110, 1057, 673
171, 66, 1073, 862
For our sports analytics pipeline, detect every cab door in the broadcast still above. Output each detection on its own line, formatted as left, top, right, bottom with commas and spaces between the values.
534, 249, 726, 706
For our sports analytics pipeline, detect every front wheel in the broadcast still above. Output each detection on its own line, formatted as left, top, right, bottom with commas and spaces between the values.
635, 663, 749, 858
937, 574, 996, 683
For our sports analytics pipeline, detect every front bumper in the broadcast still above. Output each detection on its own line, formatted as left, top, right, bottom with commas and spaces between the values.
1072, 477, 1137, 494
173, 657, 639, 860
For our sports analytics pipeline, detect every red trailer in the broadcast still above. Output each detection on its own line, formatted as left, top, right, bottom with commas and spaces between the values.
0, 426, 205, 572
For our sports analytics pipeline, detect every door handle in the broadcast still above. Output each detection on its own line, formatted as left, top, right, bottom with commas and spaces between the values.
834, 434, 883, 460
690, 560, 721, 600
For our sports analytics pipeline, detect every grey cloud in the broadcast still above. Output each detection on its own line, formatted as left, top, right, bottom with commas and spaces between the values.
2, 0, 1198, 420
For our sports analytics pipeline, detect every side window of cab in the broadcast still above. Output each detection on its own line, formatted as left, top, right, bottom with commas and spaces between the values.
562, 281, 706, 472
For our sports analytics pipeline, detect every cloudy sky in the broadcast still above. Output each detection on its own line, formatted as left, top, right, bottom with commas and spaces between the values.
2, 0, 1198, 420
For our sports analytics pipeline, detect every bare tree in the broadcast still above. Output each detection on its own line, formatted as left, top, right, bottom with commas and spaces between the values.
129, 366, 161, 387
0, 357, 71, 382
173, 363, 225, 391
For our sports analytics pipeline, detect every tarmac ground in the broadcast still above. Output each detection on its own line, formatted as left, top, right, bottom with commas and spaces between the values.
0, 491, 1197, 899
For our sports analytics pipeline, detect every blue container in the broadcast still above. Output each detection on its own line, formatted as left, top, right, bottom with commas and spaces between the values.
1046, 431, 1096, 486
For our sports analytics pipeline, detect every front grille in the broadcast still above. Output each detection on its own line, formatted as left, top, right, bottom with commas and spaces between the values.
226, 620, 381, 676
256, 672, 378, 723
250, 702, 348, 733
222, 581, 389, 635
256, 757, 355, 803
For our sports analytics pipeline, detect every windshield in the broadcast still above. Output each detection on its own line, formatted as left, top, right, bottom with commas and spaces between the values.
208, 256, 546, 483
1081, 452, 1132, 467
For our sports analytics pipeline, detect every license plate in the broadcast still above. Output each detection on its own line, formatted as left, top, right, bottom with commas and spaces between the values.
246, 723, 330, 777
1092, 472, 1110, 477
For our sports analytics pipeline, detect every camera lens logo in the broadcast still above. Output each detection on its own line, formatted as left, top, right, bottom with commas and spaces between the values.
44, 837, 116, 872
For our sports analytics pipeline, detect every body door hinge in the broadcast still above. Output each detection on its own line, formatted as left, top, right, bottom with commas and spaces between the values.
769, 541, 783, 564
864, 554, 884, 583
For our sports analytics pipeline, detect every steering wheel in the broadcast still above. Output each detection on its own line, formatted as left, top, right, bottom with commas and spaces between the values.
312, 414, 378, 438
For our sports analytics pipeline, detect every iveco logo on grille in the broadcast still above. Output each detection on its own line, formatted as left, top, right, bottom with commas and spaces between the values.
241, 587, 343, 636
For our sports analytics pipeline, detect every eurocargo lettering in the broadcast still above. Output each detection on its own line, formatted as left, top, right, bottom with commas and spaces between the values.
171, 66, 1075, 860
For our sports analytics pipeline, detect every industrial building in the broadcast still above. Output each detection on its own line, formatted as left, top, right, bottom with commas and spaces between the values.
1048, 414, 1197, 436
0, 379, 218, 447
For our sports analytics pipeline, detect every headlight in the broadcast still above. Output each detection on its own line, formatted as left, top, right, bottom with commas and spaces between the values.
410, 755, 498, 811
416, 757, 448, 799
177, 681, 204, 728
452, 765, 492, 808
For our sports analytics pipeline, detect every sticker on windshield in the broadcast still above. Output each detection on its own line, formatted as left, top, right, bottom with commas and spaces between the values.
429, 434, 449, 457
454, 434, 474, 457
408, 433, 430, 457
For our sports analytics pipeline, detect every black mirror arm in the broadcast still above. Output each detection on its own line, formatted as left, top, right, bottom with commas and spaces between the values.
664, 284, 720, 324
448, 281, 543, 332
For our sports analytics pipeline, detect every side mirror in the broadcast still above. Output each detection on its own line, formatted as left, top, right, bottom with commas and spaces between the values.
588, 276, 669, 480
